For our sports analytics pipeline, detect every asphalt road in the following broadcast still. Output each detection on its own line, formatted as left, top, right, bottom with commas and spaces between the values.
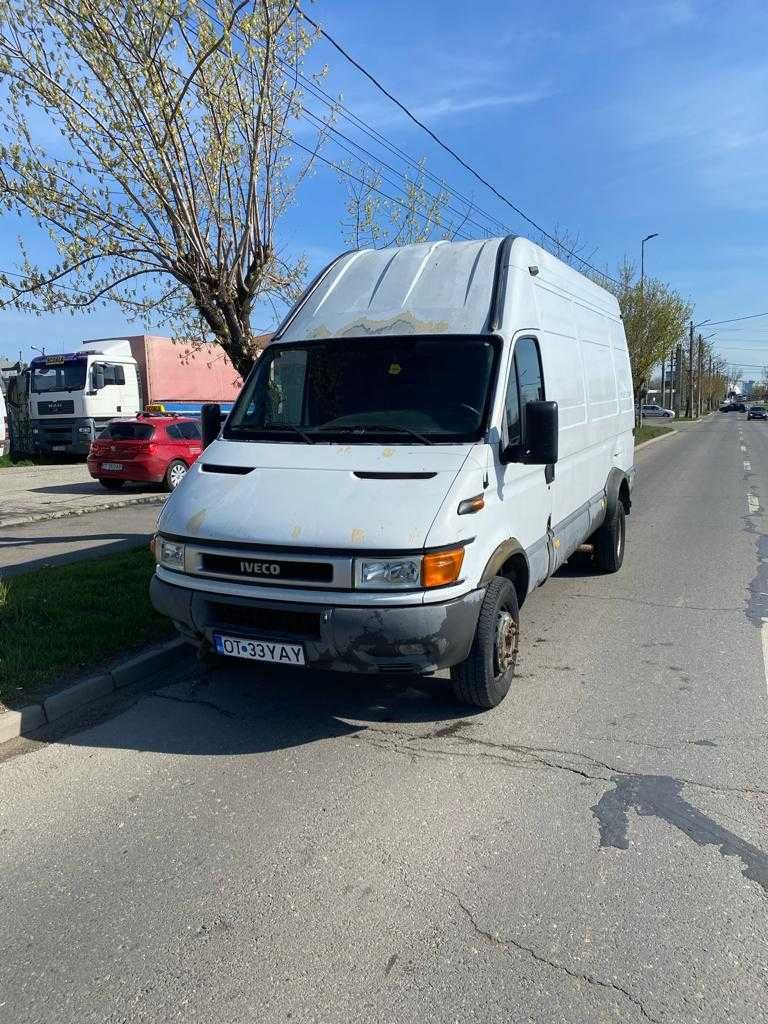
0, 503, 160, 576
2, 414, 767, 1024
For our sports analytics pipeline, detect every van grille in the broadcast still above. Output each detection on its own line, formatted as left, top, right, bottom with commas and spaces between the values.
200, 552, 332, 584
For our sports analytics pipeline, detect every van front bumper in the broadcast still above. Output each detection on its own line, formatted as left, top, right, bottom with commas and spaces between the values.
150, 575, 484, 675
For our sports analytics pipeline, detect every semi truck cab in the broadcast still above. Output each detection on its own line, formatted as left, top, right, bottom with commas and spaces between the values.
29, 343, 140, 455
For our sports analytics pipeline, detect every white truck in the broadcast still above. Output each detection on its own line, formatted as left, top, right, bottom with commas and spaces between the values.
150, 235, 635, 708
26, 336, 240, 456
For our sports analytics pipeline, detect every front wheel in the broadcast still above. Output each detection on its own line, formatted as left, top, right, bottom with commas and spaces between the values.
451, 577, 520, 709
593, 502, 626, 573
164, 459, 188, 492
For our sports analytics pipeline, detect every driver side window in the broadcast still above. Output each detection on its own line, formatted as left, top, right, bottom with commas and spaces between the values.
504, 337, 544, 447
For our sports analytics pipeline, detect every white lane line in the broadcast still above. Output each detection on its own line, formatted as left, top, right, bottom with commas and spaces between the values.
761, 620, 768, 699
747, 493, 760, 514
745, 461, 752, 472
741, 444, 748, 453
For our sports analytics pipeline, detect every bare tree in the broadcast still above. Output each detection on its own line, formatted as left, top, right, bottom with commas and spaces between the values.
612, 260, 692, 398
0, 0, 329, 376
339, 159, 478, 249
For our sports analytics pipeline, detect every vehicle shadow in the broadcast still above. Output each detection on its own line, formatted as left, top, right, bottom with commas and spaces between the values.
54, 658, 478, 757
30, 481, 162, 495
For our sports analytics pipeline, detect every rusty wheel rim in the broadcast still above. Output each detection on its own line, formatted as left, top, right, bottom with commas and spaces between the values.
494, 608, 518, 676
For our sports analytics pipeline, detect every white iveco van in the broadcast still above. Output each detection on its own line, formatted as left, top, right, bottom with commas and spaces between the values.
151, 236, 635, 707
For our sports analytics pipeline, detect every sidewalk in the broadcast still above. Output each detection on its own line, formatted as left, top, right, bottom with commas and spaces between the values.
0, 464, 166, 528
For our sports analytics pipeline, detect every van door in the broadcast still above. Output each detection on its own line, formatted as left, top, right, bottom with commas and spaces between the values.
498, 336, 553, 586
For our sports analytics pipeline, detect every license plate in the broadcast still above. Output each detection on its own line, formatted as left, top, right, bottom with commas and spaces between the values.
53, 445, 66, 451
213, 634, 306, 666
101, 462, 123, 471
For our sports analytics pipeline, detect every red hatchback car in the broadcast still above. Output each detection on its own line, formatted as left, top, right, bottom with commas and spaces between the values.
87, 414, 203, 491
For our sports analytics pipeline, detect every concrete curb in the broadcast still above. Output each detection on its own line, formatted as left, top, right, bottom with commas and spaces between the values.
0, 637, 190, 745
0, 494, 166, 529
635, 429, 678, 451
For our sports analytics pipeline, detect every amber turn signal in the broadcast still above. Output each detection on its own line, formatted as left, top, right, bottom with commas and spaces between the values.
421, 547, 465, 588
457, 494, 485, 515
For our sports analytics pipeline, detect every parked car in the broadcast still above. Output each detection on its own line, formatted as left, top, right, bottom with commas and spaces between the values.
87, 413, 203, 491
642, 403, 675, 419
150, 235, 635, 710
748, 405, 767, 420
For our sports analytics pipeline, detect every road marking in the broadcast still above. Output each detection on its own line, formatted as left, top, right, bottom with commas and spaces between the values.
761, 619, 768, 699
741, 444, 747, 453
745, 461, 752, 472
747, 494, 760, 514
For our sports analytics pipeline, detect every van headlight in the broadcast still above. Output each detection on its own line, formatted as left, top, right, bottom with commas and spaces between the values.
356, 557, 421, 589
157, 538, 185, 571
354, 547, 464, 589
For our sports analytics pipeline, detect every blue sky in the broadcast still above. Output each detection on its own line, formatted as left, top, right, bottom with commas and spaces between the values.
2, 0, 768, 376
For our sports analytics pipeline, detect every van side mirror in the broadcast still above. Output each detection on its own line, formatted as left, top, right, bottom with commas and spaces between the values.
201, 402, 222, 449
521, 400, 558, 464
92, 364, 105, 390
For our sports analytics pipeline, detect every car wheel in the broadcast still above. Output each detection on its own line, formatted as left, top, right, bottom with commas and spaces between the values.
164, 459, 188, 491
593, 501, 626, 573
98, 478, 125, 490
450, 577, 520, 709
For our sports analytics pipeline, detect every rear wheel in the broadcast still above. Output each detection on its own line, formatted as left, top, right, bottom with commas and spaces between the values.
450, 577, 520, 709
98, 478, 125, 490
593, 501, 626, 573
164, 459, 188, 492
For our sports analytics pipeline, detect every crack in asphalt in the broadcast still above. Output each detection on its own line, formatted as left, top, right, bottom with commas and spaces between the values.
152, 693, 237, 719
355, 723, 768, 892
448, 890, 662, 1023
356, 723, 768, 799
565, 592, 742, 614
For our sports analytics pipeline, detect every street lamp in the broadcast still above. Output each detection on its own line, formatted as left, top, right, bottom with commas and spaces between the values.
640, 233, 658, 295
638, 234, 658, 425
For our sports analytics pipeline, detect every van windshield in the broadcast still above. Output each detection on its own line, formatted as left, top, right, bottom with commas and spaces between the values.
225, 336, 500, 444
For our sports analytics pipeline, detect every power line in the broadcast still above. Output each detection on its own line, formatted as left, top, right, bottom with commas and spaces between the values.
195, 0, 509, 238
299, 8, 619, 286
707, 311, 768, 327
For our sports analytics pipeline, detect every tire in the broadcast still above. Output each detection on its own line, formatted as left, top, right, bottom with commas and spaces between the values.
450, 577, 520, 709
164, 459, 188, 492
593, 501, 626, 573
98, 478, 125, 490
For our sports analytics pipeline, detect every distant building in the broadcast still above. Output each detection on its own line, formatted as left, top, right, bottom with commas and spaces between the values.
0, 358, 23, 395
743, 380, 756, 398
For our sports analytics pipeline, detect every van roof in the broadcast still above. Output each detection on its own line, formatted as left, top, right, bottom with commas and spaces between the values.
276, 236, 620, 343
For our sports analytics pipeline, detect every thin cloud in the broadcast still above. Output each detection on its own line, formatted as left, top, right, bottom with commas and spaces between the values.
414, 91, 547, 121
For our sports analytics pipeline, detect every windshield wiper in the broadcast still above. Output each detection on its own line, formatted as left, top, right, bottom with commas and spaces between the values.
232, 423, 315, 444
317, 423, 433, 445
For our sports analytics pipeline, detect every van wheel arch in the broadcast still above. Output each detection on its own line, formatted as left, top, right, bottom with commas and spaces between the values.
480, 540, 530, 608
605, 467, 631, 517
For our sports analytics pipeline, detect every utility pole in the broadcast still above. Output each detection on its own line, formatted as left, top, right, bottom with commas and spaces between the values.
697, 334, 704, 418
686, 320, 694, 418
708, 354, 713, 411
660, 356, 666, 409
675, 343, 683, 417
